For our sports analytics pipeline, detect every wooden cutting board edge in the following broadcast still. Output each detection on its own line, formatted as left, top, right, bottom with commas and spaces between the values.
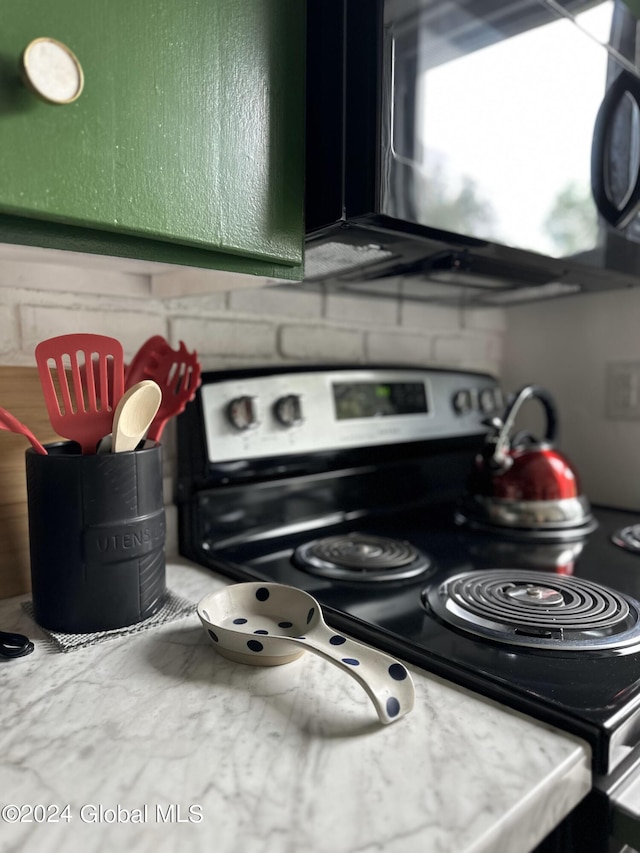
0, 366, 62, 599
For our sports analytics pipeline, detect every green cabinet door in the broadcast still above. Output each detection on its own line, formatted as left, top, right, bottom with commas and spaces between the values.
0, 0, 304, 279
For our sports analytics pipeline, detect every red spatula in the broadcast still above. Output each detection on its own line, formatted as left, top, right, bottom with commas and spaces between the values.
35, 334, 125, 454
144, 340, 201, 442
124, 335, 171, 390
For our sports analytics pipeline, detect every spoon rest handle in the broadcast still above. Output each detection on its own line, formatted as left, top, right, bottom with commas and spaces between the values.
293, 624, 415, 725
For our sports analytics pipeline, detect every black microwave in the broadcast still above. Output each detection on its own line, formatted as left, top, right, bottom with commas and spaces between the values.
304, 0, 640, 305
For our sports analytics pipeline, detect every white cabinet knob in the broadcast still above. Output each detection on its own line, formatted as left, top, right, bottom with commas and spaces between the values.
21, 37, 84, 105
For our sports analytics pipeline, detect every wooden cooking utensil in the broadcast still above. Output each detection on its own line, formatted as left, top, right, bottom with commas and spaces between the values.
35, 333, 125, 454
111, 380, 162, 452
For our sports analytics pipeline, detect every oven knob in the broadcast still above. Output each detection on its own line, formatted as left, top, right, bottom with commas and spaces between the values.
453, 389, 473, 415
227, 396, 259, 431
479, 387, 498, 414
274, 394, 303, 427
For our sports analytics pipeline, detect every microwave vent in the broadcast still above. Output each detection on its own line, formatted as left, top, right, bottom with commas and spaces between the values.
476, 282, 583, 305
304, 241, 395, 280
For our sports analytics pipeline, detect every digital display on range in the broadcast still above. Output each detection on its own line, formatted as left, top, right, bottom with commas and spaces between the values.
333, 382, 428, 420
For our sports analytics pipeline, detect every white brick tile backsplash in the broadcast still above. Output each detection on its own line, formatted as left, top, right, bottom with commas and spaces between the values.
325, 293, 398, 326
1, 285, 162, 313
0, 259, 510, 385
171, 317, 276, 357
162, 292, 227, 314
366, 330, 433, 364
0, 261, 506, 382
0, 305, 19, 356
279, 324, 364, 361
432, 333, 501, 375
150, 268, 287, 298
0, 260, 150, 298
228, 285, 323, 318
399, 300, 461, 331
198, 353, 287, 371
19, 304, 166, 357
462, 308, 507, 333
485, 333, 504, 368
4, 273, 508, 378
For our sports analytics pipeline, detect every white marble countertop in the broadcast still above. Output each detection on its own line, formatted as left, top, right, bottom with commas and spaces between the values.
0, 559, 591, 853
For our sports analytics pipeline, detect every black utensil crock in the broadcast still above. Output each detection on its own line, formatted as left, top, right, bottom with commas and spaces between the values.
26, 441, 166, 633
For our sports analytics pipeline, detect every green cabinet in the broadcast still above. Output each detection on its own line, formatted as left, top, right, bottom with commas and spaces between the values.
0, 0, 304, 280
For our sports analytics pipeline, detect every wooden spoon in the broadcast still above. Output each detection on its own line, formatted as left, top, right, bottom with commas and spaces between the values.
111, 380, 162, 453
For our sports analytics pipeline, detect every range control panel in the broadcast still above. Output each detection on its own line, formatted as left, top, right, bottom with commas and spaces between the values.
200, 368, 502, 463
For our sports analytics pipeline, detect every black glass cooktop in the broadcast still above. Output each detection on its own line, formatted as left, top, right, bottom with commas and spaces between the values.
187, 503, 640, 775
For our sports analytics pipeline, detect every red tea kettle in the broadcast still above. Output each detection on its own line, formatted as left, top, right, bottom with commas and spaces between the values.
462, 385, 596, 538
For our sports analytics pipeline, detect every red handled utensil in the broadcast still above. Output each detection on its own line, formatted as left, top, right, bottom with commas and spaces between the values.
35, 334, 125, 454
0, 406, 48, 455
144, 340, 201, 442
124, 334, 171, 389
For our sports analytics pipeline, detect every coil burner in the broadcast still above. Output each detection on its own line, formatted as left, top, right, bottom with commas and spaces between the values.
612, 525, 640, 554
423, 569, 640, 651
293, 533, 431, 582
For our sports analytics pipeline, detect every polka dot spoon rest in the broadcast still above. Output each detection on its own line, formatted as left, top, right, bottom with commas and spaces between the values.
197, 582, 415, 725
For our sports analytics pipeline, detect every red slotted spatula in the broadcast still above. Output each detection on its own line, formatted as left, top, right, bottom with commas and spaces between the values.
35, 334, 125, 454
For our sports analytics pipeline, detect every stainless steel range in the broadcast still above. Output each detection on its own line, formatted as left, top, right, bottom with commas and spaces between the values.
177, 365, 640, 853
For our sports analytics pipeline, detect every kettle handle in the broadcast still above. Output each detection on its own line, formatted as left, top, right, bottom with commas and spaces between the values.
485, 385, 557, 471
